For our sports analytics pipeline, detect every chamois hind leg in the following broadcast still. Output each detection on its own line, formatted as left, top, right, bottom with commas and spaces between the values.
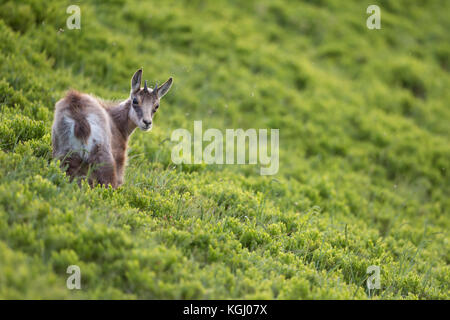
61, 153, 88, 186
88, 145, 117, 188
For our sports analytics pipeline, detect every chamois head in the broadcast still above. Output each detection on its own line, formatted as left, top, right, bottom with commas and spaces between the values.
129, 68, 173, 131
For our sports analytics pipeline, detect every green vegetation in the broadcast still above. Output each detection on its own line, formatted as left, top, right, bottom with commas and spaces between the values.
0, 0, 448, 299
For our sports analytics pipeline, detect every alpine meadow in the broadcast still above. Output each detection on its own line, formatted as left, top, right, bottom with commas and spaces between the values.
0, 0, 449, 299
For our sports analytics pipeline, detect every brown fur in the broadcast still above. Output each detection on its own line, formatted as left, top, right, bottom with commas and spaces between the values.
105, 101, 136, 186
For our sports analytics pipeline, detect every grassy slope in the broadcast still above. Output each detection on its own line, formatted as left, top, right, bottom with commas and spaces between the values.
0, 0, 448, 299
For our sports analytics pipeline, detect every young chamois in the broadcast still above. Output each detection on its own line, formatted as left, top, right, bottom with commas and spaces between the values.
51, 68, 173, 188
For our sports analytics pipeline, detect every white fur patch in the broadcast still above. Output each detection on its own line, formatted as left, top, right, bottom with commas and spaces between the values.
64, 112, 110, 161
63, 116, 87, 160
86, 113, 109, 152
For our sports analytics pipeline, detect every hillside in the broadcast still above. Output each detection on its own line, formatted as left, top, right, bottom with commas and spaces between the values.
0, 0, 448, 299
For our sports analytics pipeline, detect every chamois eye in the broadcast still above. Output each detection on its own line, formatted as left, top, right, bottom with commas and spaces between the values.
154, 104, 159, 110
132, 98, 138, 105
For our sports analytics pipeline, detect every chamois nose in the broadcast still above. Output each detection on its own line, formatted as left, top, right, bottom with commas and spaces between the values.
142, 119, 152, 127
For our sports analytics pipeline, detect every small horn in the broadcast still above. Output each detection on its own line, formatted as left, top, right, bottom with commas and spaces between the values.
154, 83, 158, 92
144, 80, 148, 91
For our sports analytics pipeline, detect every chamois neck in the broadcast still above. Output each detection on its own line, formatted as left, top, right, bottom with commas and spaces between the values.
108, 99, 137, 139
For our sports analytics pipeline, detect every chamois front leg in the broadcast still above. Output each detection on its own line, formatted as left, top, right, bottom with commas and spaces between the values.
114, 153, 127, 187
88, 145, 117, 188
115, 162, 125, 187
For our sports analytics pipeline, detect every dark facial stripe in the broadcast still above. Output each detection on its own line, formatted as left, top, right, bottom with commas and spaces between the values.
133, 104, 143, 119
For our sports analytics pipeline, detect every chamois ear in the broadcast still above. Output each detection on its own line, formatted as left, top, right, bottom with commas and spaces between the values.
156, 77, 173, 98
131, 68, 143, 93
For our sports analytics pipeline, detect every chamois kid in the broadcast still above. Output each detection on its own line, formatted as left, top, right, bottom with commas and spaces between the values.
51, 69, 173, 188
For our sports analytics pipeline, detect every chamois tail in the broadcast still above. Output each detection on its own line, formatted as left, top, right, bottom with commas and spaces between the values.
66, 90, 91, 143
